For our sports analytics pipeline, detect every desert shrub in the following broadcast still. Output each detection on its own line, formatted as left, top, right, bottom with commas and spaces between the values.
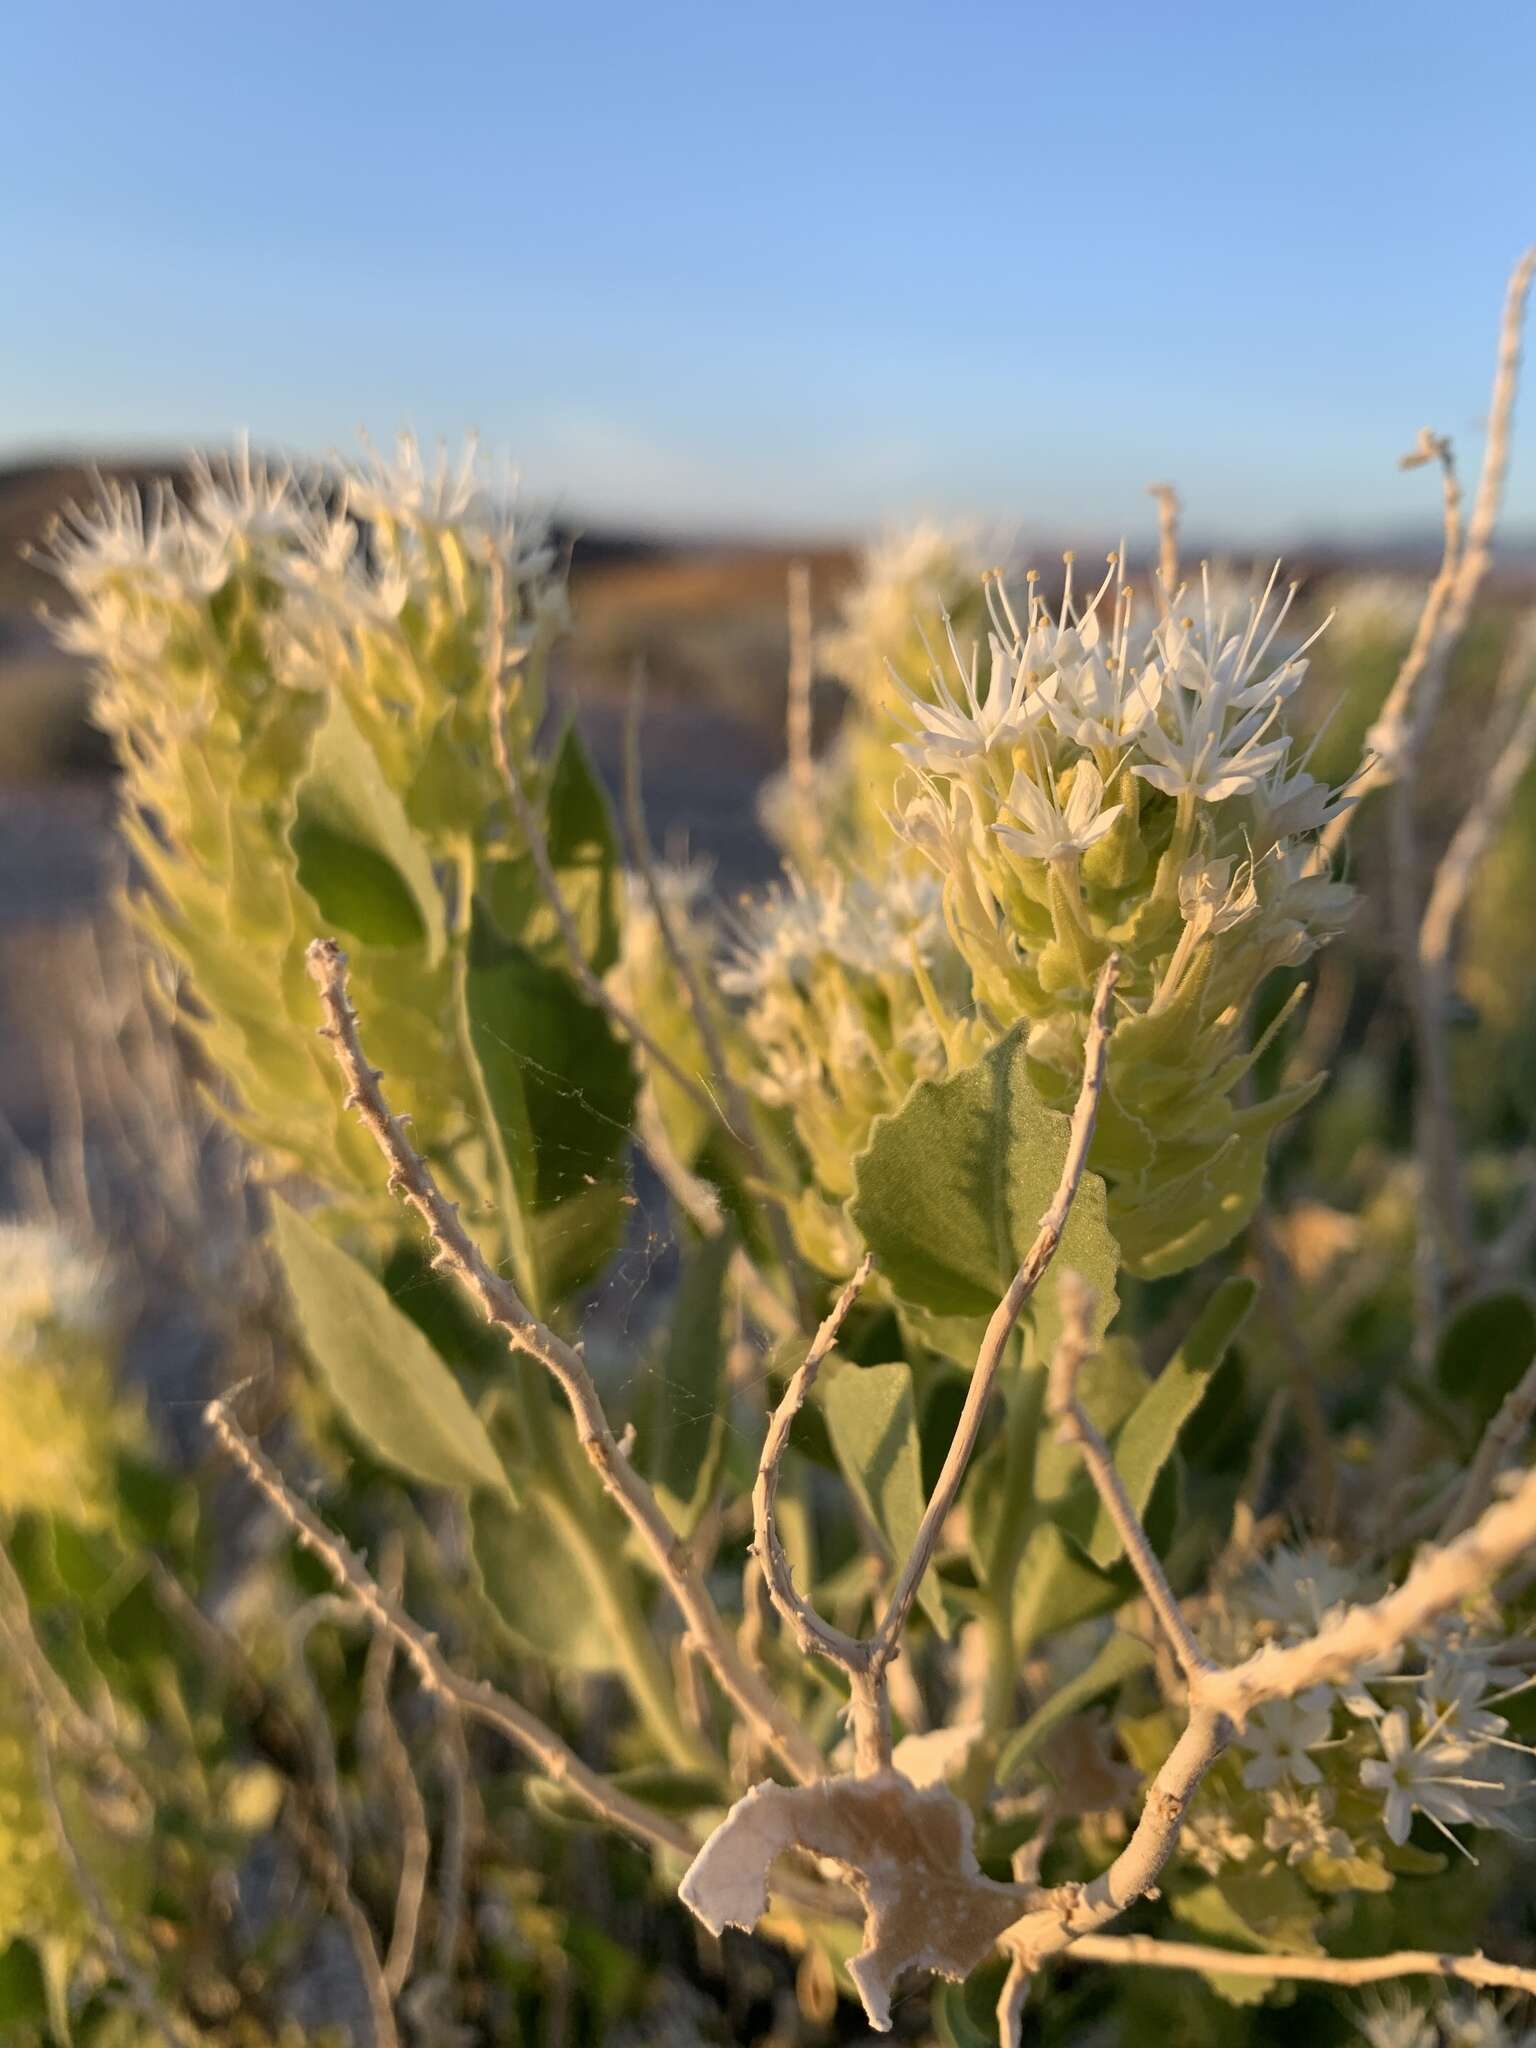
4, 249, 1536, 2046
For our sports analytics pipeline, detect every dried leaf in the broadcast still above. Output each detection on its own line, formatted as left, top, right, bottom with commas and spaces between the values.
678, 1772, 1029, 2030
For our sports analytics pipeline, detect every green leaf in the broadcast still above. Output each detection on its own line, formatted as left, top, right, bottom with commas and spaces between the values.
471, 1487, 627, 1672
0, 1942, 47, 2029
850, 1026, 1118, 1355
465, 922, 637, 1212
821, 1362, 950, 1636
269, 1197, 513, 1500
997, 1629, 1153, 1784
1085, 1276, 1256, 1568
1173, 1863, 1322, 1957
1011, 1521, 1126, 1653
527, 1766, 722, 1832
649, 1231, 733, 1527
1113, 1081, 1322, 1280
482, 723, 623, 974
1436, 1289, 1536, 1427
293, 693, 446, 965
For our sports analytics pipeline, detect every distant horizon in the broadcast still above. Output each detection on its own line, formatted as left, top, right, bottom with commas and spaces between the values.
5, 438, 1536, 569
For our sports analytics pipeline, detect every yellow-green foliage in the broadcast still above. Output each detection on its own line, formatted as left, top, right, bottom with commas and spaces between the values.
51, 442, 637, 1311
0, 1223, 139, 1527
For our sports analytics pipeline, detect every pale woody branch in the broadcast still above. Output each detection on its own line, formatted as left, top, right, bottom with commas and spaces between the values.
1067, 1932, 1536, 1998
1325, 244, 1535, 852
752, 1254, 880, 1764
205, 1393, 699, 1859
303, 936, 826, 1785
866, 953, 1121, 1677
1045, 1270, 1210, 1682
748, 957, 1120, 1778
1003, 1265, 1536, 1980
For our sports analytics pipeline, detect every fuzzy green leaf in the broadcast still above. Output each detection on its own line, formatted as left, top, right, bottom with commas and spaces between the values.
483, 723, 623, 973
849, 1026, 1118, 1355
293, 694, 446, 965
821, 1362, 950, 1636
649, 1230, 733, 1523
1011, 1521, 1126, 1653
269, 1197, 512, 1500
1085, 1275, 1257, 1567
471, 1487, 627, 1672
466, 924, 637, 1213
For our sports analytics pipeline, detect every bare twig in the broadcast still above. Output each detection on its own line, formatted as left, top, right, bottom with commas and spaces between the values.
1442, 1347, 1536, 1540
785, 561, 821, 862
997, 1951, 1032, 2048
998, 1308, 1536, 1979
1068, 1933, 1536, 1996
1045, 1271, 1210, 1682
1147, 483, 1180, 599
205, 1393, 702, 1856
361, 1538, 432, 2000
865, 955, 1120, 1678
753, 1256, 881, 1765
1204, 1454, 1536, 1723
1421, 614, 1536, 982
303, 938, 824, 1784
15, 1665, 195, 2048
1326, 245, 1535, 855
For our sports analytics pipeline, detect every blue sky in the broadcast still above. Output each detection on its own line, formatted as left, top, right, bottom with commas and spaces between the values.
4, 0, 1534, 543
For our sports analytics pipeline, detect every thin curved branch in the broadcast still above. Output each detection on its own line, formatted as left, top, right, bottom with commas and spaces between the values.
206, 1394, 699, 1858
752, 1255, 880, 1763
304, 937, 825, 1785
1045, 1270, 1211, 1682
865, 953, 1120, 1678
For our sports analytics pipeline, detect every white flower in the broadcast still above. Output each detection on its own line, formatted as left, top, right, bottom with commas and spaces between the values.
1326, 574, 1423, 652
994, 760, 1123, 864
1444, 1997, 1522, 2048
1237, 1688, 1335, 1789
1130, 570, 1321, 804
45, 476, 195, 600
1262, 1787, 1351, 1865
1359, 1708, 1521, 1847
187, 436, 315, 551
1038, 611, 1163, 750
351, 431, 490, 529
719, 877, 825, 998
1356, 1995, 1439, 2048
891, 626, 1045, 769
1182, 1806, 1256, 1875
0, 1223, 110, 1353
1246, 1543, 1361, 1635
1177, 856, 1259, 937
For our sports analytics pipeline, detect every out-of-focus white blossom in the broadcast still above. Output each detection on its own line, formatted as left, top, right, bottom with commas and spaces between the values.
1237, 1689, 1336, 1789
994, 757, 1124, 864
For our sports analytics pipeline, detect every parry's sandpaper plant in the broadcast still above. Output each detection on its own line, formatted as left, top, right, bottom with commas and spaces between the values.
4, 246, 1536, 2045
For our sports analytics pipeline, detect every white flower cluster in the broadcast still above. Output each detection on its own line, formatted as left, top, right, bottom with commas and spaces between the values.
1359, 1992, 1536, 2048
1190, 1545, 1534, 1891
715, 866, 987, 1267
47, 433, 564, 672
